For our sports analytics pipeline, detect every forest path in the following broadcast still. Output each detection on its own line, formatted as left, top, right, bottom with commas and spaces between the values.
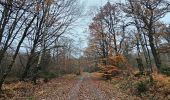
33, 72, 116, 100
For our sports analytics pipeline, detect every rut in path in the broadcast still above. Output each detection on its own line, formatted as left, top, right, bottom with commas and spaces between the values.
67, 73, 113, 100
68, 76, 84, 100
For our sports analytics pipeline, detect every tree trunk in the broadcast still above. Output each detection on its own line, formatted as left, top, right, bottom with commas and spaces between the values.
136, 39, 144, 74
0, 48, 7, 65
0, 15, 35, 90
143, 33, 153, 73
0, 0, 12, 43
148, 33, 162, 71
0, 33, 27, 90
21, 8, 45, 80
20, 44, 36, 81
32, 48, 43, 84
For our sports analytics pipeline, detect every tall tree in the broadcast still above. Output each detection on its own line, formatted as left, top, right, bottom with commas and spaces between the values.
20, 0, 81, 81
124, 0, 170, 71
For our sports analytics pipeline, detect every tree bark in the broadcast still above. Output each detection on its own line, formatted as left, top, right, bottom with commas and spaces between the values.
20, 41, 37, 81
148, 33, 162, 71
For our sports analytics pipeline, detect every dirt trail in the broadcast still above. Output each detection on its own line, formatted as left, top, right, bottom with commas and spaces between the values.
2, 73, 116, 100
36, 73, 114, 100
68, 75, 84, 100
34, 73, 115, 100
75, 73, 109, 100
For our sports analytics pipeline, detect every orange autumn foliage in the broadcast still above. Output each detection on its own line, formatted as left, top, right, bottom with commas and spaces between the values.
109, 54, 127, 66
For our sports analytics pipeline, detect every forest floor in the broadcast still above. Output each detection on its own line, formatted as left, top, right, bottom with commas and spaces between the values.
1, 73, 129, 100
0, 72, 117, 100
0, 72, 170, 100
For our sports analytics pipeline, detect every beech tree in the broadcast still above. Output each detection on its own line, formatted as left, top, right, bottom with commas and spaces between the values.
19, 0, 81, 82
124, 0, 170, 71
88, 2, 129, 68
0, 0, 36, 65
0, 0, 39, 90
0, 0, 82, 89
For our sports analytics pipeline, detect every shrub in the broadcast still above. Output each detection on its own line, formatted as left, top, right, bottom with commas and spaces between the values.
41, 71, 58, 80
137, 80, 149, 93
134, 72, 145, 77
109, 54, 127, 67
160, 67, 170, 76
